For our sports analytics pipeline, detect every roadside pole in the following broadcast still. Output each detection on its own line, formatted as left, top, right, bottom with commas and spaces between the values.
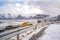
17, 34, 20, 40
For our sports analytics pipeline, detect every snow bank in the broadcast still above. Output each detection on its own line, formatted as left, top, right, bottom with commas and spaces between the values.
38, 24, 60, 40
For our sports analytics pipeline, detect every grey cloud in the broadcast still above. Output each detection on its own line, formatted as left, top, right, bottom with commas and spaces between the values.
0, 0, 60, 16
27, 0, 60, 16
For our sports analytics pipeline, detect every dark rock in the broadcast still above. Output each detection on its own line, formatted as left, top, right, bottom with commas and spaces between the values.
0, 22, 2, 23
6, 25, 13, 30
0, 29, 5, 32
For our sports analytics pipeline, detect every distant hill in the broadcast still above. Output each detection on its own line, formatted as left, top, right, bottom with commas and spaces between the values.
33, 14, 50, 19
15, 15, 25, 19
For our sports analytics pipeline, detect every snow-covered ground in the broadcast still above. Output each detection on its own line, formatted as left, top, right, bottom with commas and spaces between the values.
38, 24, 60, 40
0, 19, 52, 40
0, 19, 37, 30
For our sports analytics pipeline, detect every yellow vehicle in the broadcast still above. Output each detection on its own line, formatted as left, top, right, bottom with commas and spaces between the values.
21, 22, 31, 27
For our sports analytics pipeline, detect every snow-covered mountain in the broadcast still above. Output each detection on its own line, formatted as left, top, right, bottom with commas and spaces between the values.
33, 14, 50, 19
0, 14, 51, 20
0, 13, 14, 19
0, 13, 7, 19
15, 15, 25, 19
0, 13, 25, 20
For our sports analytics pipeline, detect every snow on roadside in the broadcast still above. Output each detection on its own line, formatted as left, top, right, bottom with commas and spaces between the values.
38, 24, 60, 40
21, 25, 49, 40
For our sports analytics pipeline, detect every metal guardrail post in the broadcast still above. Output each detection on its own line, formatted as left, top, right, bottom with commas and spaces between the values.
17, 34, 20, 40
6, 38, 10, 40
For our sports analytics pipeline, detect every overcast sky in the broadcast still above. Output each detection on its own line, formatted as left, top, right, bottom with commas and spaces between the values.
0, 0, 60, 17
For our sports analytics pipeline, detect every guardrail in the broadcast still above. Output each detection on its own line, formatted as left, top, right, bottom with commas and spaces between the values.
0, 25, 36, 40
